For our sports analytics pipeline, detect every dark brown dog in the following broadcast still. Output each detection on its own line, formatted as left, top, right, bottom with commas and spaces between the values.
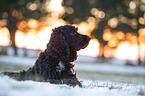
3, 25, 91, 87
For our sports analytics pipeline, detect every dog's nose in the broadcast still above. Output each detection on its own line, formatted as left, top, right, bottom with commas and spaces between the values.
87, 36, 91, 40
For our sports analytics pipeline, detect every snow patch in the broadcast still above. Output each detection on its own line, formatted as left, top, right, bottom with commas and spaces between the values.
0, 76, 144, 96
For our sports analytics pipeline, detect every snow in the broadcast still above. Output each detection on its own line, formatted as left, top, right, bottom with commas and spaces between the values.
0, 55, 145, 96
0, 76, 144, 96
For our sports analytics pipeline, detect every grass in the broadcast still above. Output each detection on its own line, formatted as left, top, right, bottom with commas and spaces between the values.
77, 70, 145, 78
0, 62, 145, 85
0, 62, 30, 71
77, 70, 145, 85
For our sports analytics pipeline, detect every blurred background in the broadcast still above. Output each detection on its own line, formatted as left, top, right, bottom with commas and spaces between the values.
1, 0, 145, 66
0, 0, 145, 95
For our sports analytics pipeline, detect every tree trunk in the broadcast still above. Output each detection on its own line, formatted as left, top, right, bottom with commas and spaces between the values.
8, 18, 18, 56
100, 42, 105, 63
0, 46, 7, 55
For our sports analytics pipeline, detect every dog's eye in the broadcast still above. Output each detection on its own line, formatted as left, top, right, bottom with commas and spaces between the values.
71, 32, 76, 35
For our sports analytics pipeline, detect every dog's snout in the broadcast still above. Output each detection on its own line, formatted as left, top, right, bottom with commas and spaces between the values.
87, 36, 91, 40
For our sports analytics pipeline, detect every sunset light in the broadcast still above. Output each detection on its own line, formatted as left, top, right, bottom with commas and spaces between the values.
1, 0, 145, 62
15, 27, 53, 50
2, 19, 145, 61
15, 30, 25, 48
1, 0, 145, 95
0, 27, 11, 46
115, 41, 139, 60
78, 38, 100, 57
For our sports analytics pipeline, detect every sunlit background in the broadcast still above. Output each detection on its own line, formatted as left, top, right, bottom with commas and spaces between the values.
0, 0, 145, 65
0, 0, 145, 95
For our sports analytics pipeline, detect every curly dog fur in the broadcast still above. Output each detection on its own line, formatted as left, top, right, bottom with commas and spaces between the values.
3, 25, 91, 87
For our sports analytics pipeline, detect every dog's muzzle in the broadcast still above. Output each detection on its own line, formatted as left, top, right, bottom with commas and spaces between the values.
87, 36, 91, 41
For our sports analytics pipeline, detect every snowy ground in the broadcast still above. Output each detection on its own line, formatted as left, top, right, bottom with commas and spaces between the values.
0, 55, 145, 96
0, 76, 144, 96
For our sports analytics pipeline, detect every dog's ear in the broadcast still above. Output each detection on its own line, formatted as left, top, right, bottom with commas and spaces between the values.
49, 31, 70, 63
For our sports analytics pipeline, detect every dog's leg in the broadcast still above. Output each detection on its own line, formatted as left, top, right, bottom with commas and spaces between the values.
1, 71, 19, 78
1, 70, 26, 80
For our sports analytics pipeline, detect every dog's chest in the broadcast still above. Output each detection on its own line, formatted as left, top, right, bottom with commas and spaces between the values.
56, 61, 65, 72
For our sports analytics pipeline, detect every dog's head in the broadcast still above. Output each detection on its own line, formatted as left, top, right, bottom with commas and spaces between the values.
48, 25, 91, 62
52, 25, 91, 51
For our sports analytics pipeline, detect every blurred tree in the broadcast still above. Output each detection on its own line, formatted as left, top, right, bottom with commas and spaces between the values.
63, 0, 92, 23
63, 0, 145, 64
64, 0, 144, 40
0, 0, 47, 55
0, 0, 145, 64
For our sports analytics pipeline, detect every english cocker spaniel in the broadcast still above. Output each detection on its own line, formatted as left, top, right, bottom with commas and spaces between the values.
3, 25, 91, 87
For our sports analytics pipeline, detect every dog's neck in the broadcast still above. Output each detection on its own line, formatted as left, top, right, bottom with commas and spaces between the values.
69, 51, 77, 62
44, 47, 77, 62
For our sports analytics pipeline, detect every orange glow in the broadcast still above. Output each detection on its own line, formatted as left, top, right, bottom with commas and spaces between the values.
139, 43, 145, 61
0, 27, 11, 46
44, 18, 67, 28
103, 29, 112, 41
130, 35, 138, 44
51, 19, 67, 28
27, 19, 39, 28
73, 22, 99, 57
114, 41, 139, 60
138, 28, 145, 36
108, 39, 117, 47
24, 30, 39, 50
108, 18, 118, 28
78, 38, 100, 57
45, 0, 65, 18
1, 0, 99, 58
17, 20, 27, 30
15, 18, 67, 50
38, 27, 52, 50
77, 22, 94, 36
15, 18, 101, 57
139, 17, 145, 25
1, 0, 145, 61
49, 0, 64, 12
0, 19, 8, 26
15, 30, 25, 48
6, 0, 145, 60
126, 33, 138, 44
126, 33, 132, 40
115, 31, 125, 40
15, 27, 52, 50
104, 45, 112, 58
